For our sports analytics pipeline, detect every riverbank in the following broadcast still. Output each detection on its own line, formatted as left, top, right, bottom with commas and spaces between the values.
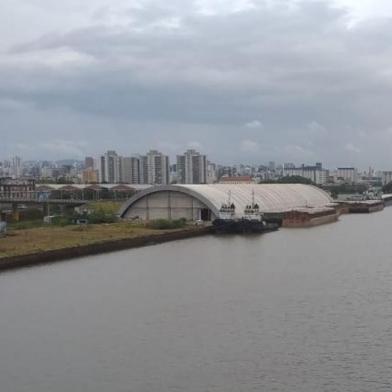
0, 223, 212, 272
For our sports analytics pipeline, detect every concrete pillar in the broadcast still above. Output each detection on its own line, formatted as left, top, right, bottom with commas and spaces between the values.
168, 191, 172, 220
43, 203, 51, 217
146, 196, 149, 221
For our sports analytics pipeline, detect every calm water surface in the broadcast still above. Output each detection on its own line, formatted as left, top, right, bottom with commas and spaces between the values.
1, 209, 392, 392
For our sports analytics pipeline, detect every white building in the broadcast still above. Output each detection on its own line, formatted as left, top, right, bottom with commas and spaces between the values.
284, 163, 328, 185
207, 161, 217, 184
120, 184, 333, 221
98, 150, 121, 183
11, 156, 22, 178
176, 149, 207, 184
336, 167, 358, 184
146, 150, 169, 185
0, 160, 11, 177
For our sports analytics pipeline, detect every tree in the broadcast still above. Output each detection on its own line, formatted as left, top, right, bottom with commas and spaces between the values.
277, 175, 314, 185
259, 175, 315, 185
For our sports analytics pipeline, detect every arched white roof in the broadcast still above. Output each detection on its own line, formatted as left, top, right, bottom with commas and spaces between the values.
176, 184, 331, 214
119, 184, 332, 217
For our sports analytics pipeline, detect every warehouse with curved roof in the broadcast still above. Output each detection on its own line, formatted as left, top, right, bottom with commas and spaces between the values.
119, 184, 333, 221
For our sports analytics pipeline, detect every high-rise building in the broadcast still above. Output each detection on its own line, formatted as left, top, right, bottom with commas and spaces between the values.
98, 150, 121, 183
206, 161, 217, 184
336, 167, 358, 184
169, 164, 178, 184
176, 155, 185, 183
84, 157, 94, 169
120, 157, 140, 184
0, 160, 11, 177
138, 155, 148, 184
145, 150, 169, 185
284, 163, 329, 185
11, 156, 22, 178
176, 149, 207, 184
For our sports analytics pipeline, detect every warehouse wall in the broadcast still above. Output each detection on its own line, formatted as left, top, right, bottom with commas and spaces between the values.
123, 190, 212, 221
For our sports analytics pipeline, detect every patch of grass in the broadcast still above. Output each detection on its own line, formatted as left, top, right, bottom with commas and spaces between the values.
147, 218, 187, 230
87, 201, 122, 215
70, 225, 91, 232
10, 220, 46, 230
0, 221, 185, 259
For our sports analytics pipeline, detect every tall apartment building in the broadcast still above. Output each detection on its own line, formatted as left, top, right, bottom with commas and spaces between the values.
84, 156, 94, 169
120, 157, 141, 184
207, 161, 217, 184
98, 150, 121, 183
268, 161, 276, 171
138, 155, 148, 184
176, 149, 207, 184
336, 167, 358, 184
145, 150, 169, 185
284, 163, 329, 185
11, 156, 22, 178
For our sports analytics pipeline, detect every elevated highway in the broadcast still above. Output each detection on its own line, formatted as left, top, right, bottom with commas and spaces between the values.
0, 192, 87, 221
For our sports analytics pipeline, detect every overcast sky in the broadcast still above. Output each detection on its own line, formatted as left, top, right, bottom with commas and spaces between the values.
2, 0, 392, 168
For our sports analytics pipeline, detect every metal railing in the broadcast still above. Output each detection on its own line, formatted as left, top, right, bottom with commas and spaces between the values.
0, 191, 85, 203
0, 190, 131, 203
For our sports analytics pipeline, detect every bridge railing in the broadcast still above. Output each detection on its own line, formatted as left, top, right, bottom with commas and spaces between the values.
0, 191, 85, 202
0, 190, 131, 202
0, 191, 40, 201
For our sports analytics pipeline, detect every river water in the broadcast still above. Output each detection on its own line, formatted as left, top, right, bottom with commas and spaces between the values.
1, 209, 392, 392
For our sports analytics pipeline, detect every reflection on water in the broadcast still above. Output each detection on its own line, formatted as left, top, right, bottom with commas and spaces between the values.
1, 209, 392, 392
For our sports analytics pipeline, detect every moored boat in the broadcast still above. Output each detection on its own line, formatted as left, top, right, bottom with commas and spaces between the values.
212, 191, 279, 234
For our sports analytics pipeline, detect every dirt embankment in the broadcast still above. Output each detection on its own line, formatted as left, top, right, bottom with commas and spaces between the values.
0, 225, 212, 272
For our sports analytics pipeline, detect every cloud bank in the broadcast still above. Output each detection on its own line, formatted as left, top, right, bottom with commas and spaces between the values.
1, 0, 392, 168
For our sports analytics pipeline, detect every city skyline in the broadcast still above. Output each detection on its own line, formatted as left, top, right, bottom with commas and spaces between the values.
3, 1, 392, 167
0, 149, 390, 173
3, 148, 392, 189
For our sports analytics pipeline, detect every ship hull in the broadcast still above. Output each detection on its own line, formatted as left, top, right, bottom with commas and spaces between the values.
212, 219, 279, 234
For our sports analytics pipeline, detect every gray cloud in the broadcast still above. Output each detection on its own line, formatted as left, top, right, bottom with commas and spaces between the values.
1, 0, 392, 167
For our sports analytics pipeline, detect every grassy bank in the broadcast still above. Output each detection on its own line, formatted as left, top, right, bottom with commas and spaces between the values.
0, 222, 192, 259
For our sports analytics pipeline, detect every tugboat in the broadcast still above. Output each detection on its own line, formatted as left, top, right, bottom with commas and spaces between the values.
212, 192, 238, 234
212, 191, 279, 234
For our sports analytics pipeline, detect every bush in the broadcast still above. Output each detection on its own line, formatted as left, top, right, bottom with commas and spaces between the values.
259, 176, 315, 185
19, 208, 44, 221
88, 211, 118, 224
147, 218, 187, 230
51, 216, 73, 226
87, 201, 122, 215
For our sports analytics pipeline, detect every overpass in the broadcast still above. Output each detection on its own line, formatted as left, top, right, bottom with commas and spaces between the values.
0, 184, 153, 221
0, 192, 88, 221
